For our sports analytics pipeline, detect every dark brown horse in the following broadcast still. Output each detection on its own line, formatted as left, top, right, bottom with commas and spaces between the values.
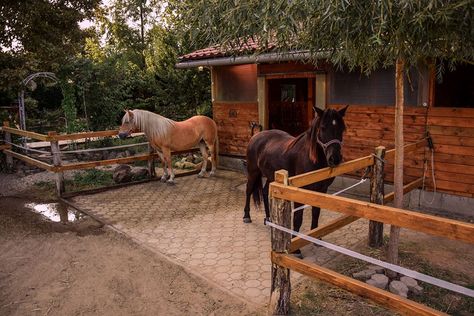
243, 106, 348, 236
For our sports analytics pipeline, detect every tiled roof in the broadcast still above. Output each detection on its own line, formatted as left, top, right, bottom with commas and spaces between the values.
179, 38, 276, 61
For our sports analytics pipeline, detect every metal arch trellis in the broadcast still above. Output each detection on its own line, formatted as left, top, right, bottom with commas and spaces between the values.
18, 72, 58, 131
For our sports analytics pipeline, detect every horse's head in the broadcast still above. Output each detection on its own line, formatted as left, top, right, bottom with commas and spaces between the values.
311, 106, 348, 167
118, 110, 138, 139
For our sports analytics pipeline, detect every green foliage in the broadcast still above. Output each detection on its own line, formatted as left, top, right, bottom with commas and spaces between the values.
72, 169, 114, 188
60, 82, 79, 133
184, 0, 474, 72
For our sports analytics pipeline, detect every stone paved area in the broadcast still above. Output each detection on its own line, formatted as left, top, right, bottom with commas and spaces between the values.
71, 169, 369, 305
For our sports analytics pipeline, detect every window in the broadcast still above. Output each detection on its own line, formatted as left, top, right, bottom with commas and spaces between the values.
214, 64, 257, 102
328, 67, 420, 106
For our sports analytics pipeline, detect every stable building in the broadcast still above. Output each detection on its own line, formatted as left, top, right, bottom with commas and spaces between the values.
176, 42, 474, 216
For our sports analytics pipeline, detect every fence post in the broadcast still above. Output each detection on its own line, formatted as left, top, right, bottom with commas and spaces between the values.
48, 131, 65, 196
3, 121, 13, 169
269, 169, 291, 315
368, 146, 386, 247
147, 143, 156, 179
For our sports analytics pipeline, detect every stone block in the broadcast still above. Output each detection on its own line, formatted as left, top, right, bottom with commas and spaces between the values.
366, 273, 389, 289
389, 280, 409, 298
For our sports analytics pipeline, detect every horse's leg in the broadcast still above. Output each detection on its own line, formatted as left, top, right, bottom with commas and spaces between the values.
292, 203, 305, 258
163, 148, 175, 184
156, 150, 168, 182
198, 141, 208, 178
311, 206, 321, 230
243, 172, 260, 223
262, 180, 270, 222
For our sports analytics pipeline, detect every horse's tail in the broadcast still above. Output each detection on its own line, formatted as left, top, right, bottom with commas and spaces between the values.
213, 125, 219, 167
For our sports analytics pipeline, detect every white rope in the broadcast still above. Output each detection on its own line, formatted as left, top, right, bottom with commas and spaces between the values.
265, 220, 474, 298
421, 149, 437, 205
292, 178, 368, 213
3, 141, 52, 155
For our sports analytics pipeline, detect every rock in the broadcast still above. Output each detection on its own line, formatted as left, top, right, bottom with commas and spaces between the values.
108, 151, 117, 159
367, 265, 385, 274
353, 269, 377, 281
389, 280, 409, 298
175, 161, 184, 169
113, 164, 132, 183
183, 161, 197, 169
366, 274, 389, 289
400, 276, 423, 295
131, 168, 149, 180
185, 154, 194, 162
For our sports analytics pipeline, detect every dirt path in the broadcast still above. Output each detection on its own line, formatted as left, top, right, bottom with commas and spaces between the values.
0, 195, 255, 316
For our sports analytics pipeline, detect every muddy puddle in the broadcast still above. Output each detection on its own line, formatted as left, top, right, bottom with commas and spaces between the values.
25, 202, 87, 224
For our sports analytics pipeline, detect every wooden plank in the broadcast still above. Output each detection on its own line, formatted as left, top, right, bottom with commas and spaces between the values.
289, 215, 359, 252
56, 148, 200, 172
288, 155, 374, 188
271, 252, 446, 316
3, 149, 53, 171
428, 107, 474, 118
270, 182, 474, 244
50, 129, 119, 141
429, 125, 474, 137
385, 139, 426, 161
2, 126, 48, 141
428, 117, 474, 128
434, 144, 474, 157
384, 178, 423, 204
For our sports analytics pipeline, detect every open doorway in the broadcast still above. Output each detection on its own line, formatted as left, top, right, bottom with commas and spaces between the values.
267, 77, 314, 136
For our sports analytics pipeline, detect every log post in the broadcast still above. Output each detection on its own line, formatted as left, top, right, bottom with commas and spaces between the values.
368, 146, 386, 247
269, 169, 291, 315
147, 143, 156, 179
48, 131, 65, 196
3, 121, 13, 169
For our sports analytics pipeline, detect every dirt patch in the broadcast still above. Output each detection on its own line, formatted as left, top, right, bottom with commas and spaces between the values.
0, 196, 254, 316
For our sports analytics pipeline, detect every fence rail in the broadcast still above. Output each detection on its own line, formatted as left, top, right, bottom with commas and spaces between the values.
2, 124, 200, 196
267, 136, 474, 315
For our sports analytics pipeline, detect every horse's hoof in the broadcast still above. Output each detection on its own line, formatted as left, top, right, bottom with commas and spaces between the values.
264, 217, 271, 224
166, 179, 175, 185
197, 172, 206, 178
160, 177, 167, 183
209, 170, 215, 177
291, 249, 304, 259
243, 217, 252, 223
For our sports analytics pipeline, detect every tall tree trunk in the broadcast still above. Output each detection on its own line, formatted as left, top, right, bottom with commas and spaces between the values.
387, 58, 405, 277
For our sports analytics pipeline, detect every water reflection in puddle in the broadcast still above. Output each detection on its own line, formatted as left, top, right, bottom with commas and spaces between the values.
25, 202, 86, 223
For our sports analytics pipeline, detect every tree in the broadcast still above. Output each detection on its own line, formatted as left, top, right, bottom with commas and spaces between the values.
183, 0, 474, 272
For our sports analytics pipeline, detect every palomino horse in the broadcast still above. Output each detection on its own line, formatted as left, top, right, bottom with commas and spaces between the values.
243, 106, 348, 249
118, 109, 218, 183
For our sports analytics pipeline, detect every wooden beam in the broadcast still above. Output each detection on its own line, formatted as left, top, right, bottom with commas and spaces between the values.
288, 155, 374, 188
289, 215, 359, 252
2, 126, 48, 141
3, 149, 53, 171
385, 138, 427, 161
56, 148, 200, 172
384, 177, 424, 204
56, 153, 160, 171
49, 129, 119, 141
270, 182, 474, 244
271, 252, 446, 316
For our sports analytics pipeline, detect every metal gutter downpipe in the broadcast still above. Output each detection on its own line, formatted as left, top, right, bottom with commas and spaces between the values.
175, 50, 324, 69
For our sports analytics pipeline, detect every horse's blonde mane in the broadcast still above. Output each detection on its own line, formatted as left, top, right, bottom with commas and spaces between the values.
129, 109, 176, 141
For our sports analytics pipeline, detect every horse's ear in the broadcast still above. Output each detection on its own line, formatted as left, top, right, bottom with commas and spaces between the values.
127, 109, 134, 119
338, 105, 349, 117
313, 106, 324, 118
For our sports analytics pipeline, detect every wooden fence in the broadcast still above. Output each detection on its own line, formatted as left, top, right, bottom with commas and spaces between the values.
268, 138, 474, 315
2, 123, 199, 196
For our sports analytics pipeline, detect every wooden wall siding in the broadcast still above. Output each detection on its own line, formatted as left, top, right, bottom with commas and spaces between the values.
258, 61, 327, 75
213, 102, 259, 156
330, 105, 474, 198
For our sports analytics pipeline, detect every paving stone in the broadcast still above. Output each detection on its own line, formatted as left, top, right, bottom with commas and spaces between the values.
72, 169, 369, 306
